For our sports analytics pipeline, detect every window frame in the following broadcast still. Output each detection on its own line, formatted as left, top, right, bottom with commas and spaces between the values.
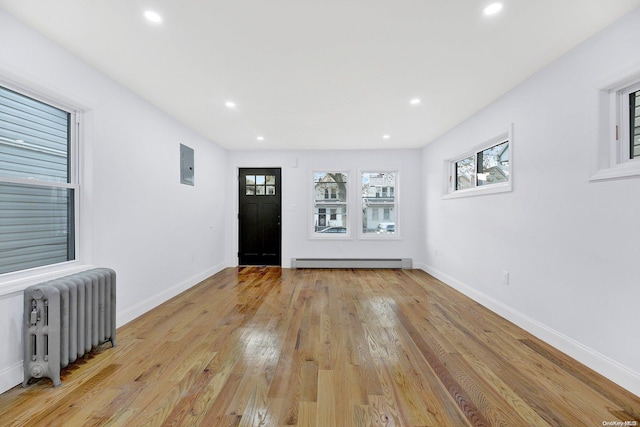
619, 81, 640, 162
443, 125, 513, 199
358, 170, 400, 240
0, 80, 82, 282
590, 68, 640, 181
310, 170, 351, 239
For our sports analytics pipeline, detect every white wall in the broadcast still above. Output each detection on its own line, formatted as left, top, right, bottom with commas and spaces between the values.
422, 8, 640, 395
2, 3, 639, 398
225, 150, 424, 268
0, 9, 229, 393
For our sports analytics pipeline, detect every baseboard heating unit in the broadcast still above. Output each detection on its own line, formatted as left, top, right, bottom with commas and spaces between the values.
22, 268, 116, 387
291, 258, 412, 269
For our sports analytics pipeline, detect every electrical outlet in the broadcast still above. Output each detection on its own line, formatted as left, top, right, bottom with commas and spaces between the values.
503, 271, 509, 285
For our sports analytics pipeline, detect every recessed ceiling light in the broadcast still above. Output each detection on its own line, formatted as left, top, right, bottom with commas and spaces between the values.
143, 10, 163, 24
225, 101, 236, 109
257, 136, 264, 141
483, 2, 503, 16
382, 134, 391, 140
410, 98, 421, 105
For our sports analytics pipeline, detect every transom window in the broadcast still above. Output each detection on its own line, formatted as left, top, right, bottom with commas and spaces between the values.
444, 126, 513, 199
0, 85, 78, 275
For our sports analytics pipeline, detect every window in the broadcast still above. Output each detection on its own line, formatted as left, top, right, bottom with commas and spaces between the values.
591, 73, 640, 181
0, 85, 78, 275
622, 83, 640, 161
360, 171, 397, 237
313, 172, 348, 235
245, 174, 276, 195
631, 89, 640, 158
443, 126, 512, 199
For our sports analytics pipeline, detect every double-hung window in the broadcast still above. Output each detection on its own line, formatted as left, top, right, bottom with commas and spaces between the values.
0, 85, 78, 275
360, 171, 398, 237
444, 127, 512, 198
312, 172, 348, 236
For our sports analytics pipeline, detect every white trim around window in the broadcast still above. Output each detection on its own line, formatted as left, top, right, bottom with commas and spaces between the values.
590, 64, 640, 181
442, 124, 513, 199
0, 77, 86, 293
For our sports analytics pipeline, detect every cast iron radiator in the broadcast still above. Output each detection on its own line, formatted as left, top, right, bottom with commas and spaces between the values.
22, 268, 116, 387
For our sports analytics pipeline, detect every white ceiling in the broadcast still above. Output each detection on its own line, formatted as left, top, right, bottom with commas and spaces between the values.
2, 0, 640, 151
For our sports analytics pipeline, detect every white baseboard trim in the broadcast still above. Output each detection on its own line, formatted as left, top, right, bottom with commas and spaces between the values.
422, 264, 640, 398
116, 263, 227, 328
0, 361, 23, 395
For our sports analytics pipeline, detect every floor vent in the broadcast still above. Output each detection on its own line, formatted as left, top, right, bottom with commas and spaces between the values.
291, 258, 412, 269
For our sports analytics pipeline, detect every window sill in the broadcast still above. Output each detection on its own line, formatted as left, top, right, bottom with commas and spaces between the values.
358, 233, 402, 240
0, 262, 93, 297
589, 161, 640, 182
442, 182, 512, 200
308, 234, 352, 241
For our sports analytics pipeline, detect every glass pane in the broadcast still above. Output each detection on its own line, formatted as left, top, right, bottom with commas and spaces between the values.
313, 172, 348, 234
477, 141, 509, 186
256, 175, 265, 185
362, 172, 396, 234
246, 175, 255, 185
246, 185, 255, 195
256, 185, 266, 195
266, 185, 276, 195
0, 86, 70, 183
314, 172, 347, 202
266, 175, 275, 185
0, 182, 74, 274
313, 206, 347, 233
632, 90, 640, 159
456, 156, 475, 190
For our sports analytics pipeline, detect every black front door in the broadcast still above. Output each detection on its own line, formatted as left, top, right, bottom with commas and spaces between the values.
238, 168, 282, 266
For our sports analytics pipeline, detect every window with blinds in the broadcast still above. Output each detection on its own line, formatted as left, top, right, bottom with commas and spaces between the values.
0, 85, 76, 275
630, 89, 640, 159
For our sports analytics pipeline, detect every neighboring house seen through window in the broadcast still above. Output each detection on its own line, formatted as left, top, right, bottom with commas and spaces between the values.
313, 172, 348, 236
361, 171, 397, 237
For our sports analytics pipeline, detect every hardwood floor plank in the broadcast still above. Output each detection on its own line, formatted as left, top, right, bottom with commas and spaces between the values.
296, 401, 317, 427
2, 267, 639, 426
316, 369, 336, 427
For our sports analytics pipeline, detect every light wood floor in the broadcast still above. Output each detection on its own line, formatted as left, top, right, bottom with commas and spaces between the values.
1, 267, 639, 426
